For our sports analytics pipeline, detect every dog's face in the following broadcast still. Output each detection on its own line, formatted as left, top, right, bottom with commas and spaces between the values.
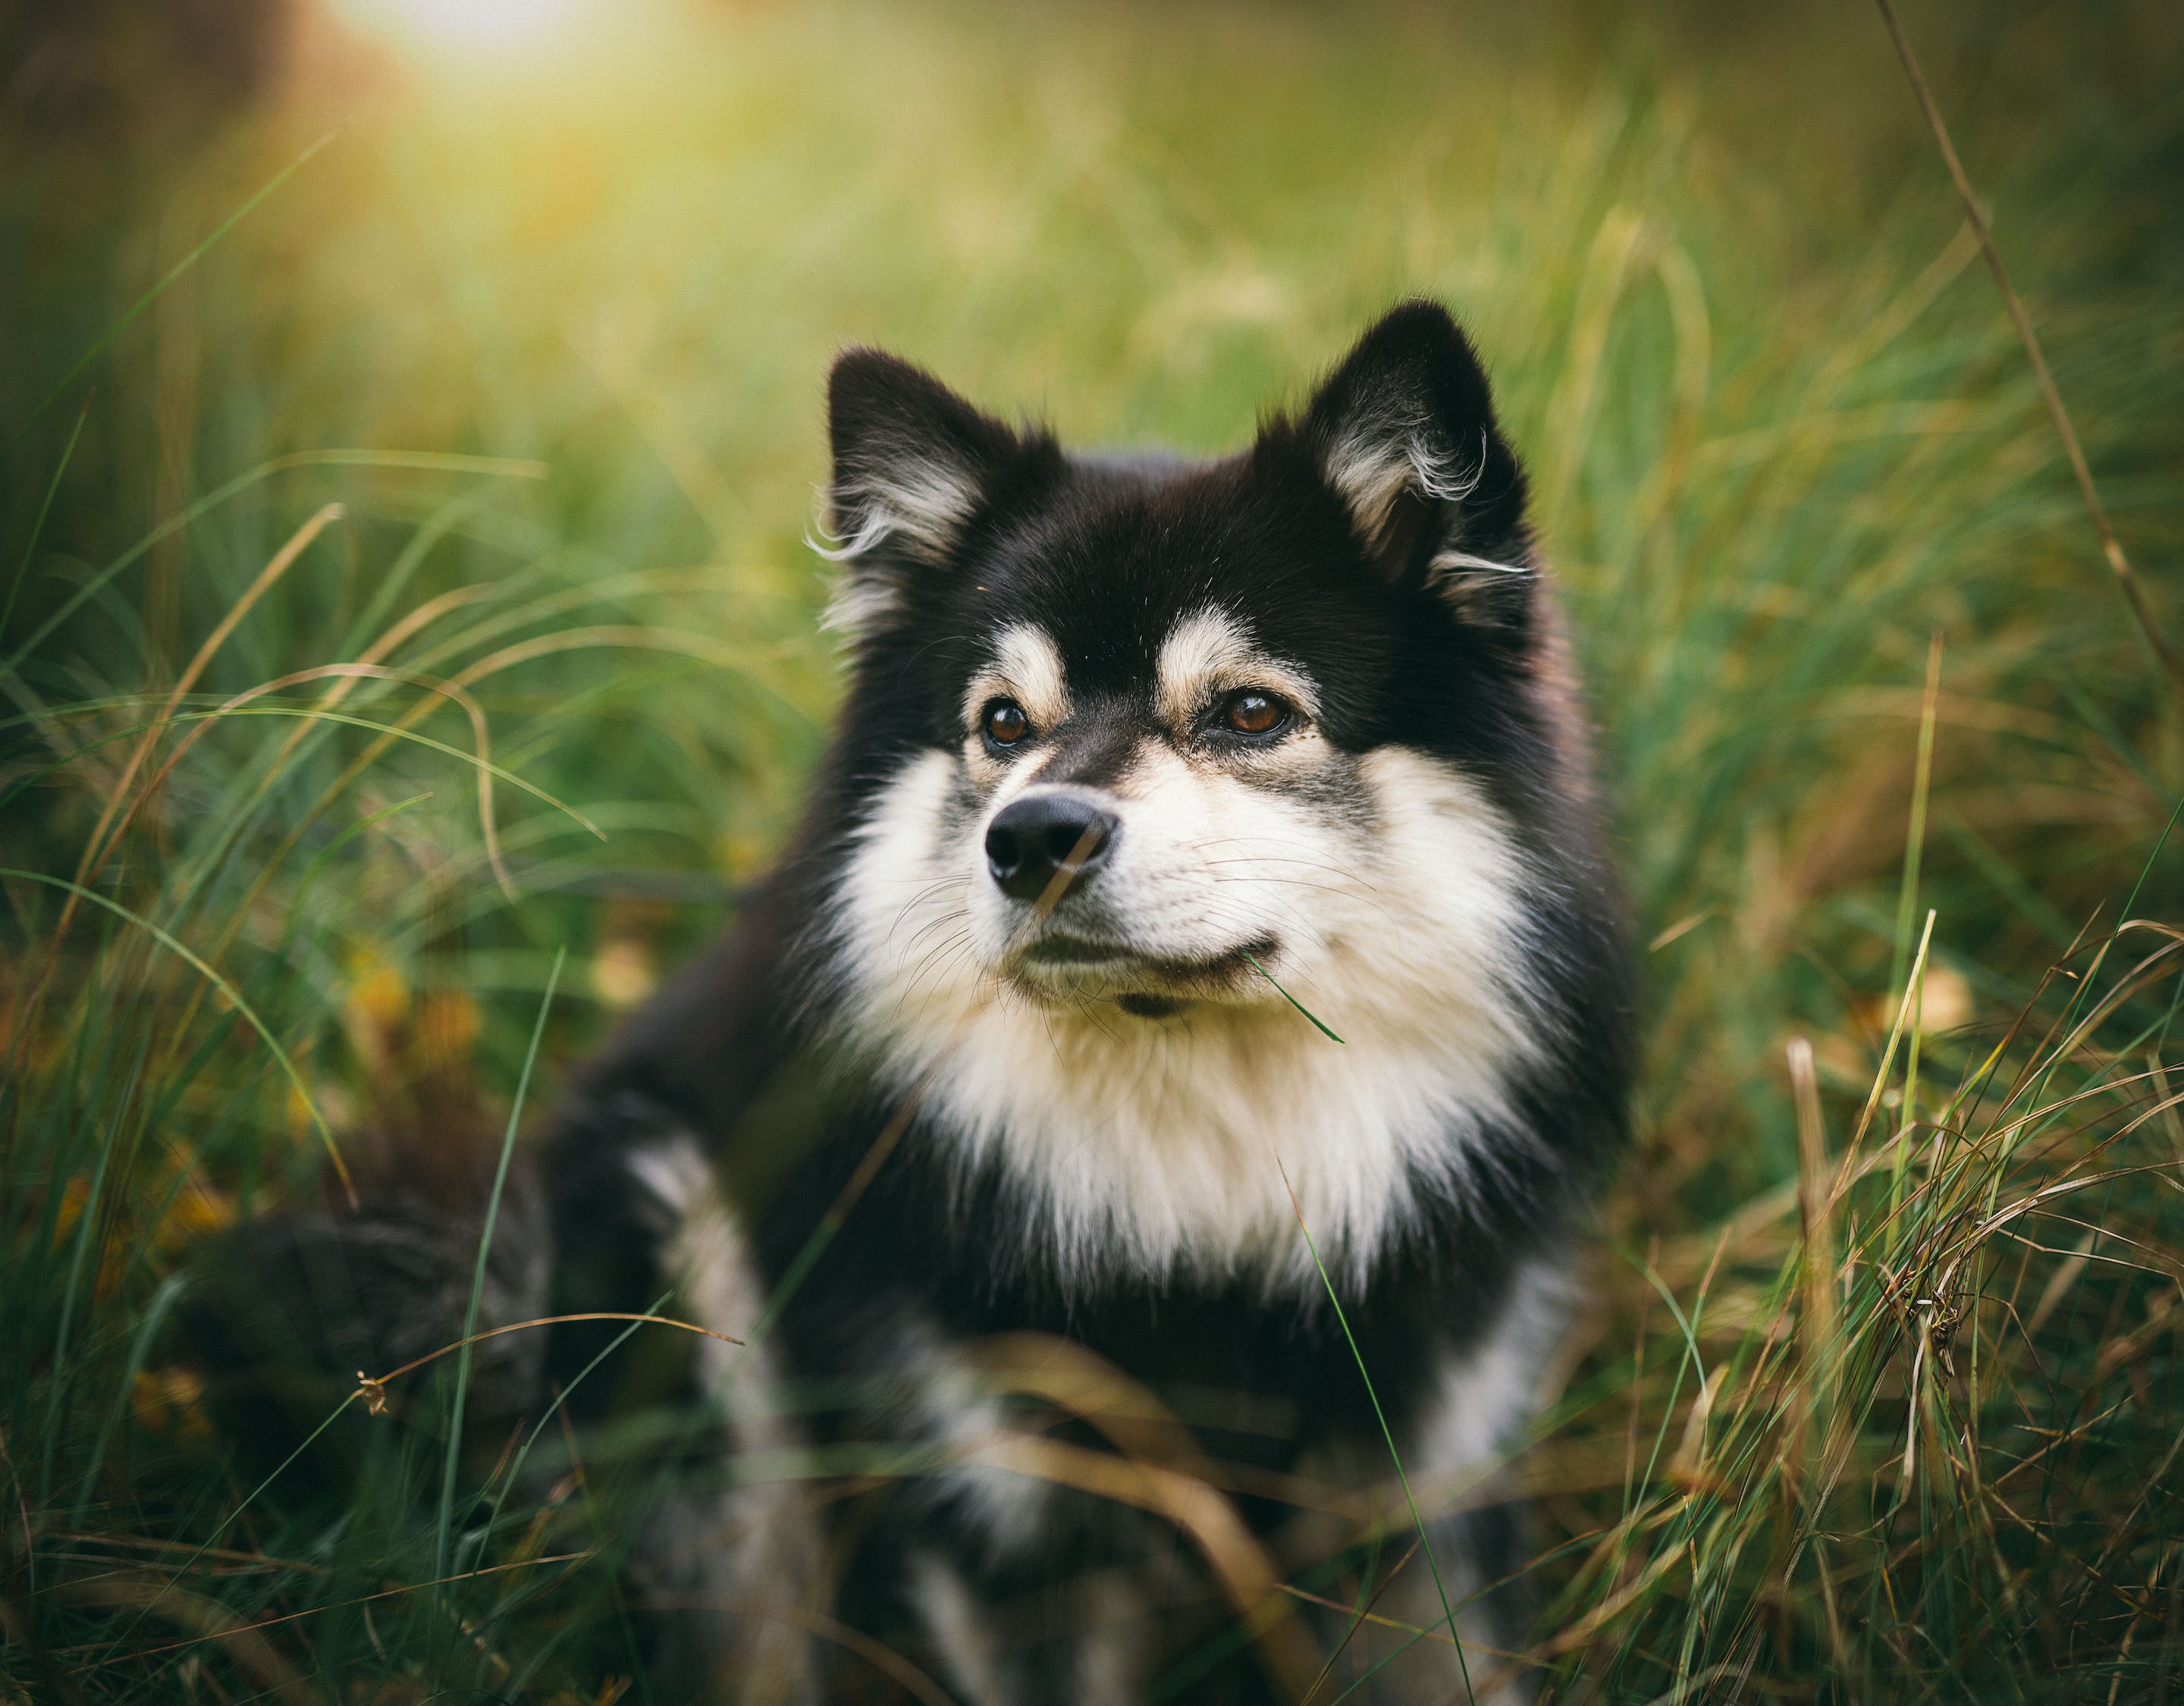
812, 304, 1581, 1275
822, 302, 1554, 1021
951, 589, 1368, 1020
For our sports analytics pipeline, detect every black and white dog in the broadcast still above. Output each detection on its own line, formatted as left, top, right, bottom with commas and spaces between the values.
209, 302, 1630, 1704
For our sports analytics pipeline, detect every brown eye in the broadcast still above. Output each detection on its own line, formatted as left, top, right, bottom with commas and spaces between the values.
1222, 690, 1288, 737
984, 699, 1030, 747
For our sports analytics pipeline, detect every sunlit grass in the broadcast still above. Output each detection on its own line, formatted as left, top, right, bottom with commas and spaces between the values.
4, 0, 2181, 1698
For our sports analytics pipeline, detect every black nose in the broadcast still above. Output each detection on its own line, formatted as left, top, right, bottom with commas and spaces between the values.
984, 792, 1119, 902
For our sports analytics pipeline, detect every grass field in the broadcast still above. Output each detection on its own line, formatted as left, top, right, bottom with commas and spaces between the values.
5, 0, 2184, 1698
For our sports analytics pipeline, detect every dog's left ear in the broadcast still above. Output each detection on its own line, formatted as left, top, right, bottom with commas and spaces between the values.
1292, 300, 1535, 623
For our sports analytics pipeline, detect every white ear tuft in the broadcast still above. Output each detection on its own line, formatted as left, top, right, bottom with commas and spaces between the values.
821, 347, 1028, 642
810, 468, 988, 637
1294, 301, 1537, 623
815, 463, 982, 566
1321, 415, 1488, 549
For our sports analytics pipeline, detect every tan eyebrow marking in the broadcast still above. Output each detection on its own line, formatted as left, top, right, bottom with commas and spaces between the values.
1154, 607, 1319, 731
961, 621, 1071, 734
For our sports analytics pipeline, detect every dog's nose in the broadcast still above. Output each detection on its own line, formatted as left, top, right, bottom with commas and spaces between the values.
984, 792, 1119, 902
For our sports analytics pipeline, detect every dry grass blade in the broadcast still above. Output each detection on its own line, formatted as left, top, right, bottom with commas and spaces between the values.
58, 1573, 324, 1706
958, 1432, 1320, 1698
962, 1332, 1329, 1691
128, 663, 517, 898
1788, 1036, 1838, 1455
65, 502, 345, 917
72, 1552, 594, 1666
354, 1312, 745, 1416
1874, 0, 2183, 699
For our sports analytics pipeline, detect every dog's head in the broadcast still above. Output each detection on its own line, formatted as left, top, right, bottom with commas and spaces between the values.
817, 298, 1574, 1018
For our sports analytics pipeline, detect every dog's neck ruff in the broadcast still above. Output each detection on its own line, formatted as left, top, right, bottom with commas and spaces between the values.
824, 746, 1550, 1291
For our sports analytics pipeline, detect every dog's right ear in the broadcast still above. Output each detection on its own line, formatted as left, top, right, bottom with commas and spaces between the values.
819, 348, 1030, 641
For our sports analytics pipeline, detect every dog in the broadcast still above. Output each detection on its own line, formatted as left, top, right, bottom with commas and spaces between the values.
200, 301, 1630, 1704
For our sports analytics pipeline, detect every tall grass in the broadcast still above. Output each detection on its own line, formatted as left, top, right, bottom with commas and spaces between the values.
4, 1, 2180, 1698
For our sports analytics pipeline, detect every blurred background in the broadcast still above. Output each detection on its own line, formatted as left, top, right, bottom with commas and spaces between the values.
5, 1, 2182, 1699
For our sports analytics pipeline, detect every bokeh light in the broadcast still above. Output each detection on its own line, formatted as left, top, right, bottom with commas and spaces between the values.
328, 0, 610, 62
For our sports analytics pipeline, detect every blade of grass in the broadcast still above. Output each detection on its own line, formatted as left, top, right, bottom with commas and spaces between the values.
2, 395, 90, 646
359, 1312, 747, 1411
1842, 911, 1938, 1173
10, 133, 337, 447
435, 944, 564, 1585
65, 504, 347, 918
1245, 953, 1345, 1043
37, 1031, 151, 1504
1278, 1159, 1473, 1700
0, 708, 597, 845
1888, 909, 1938, 1235
1, 870, 353, 1201
1875, 0, 2183, 699
1788, 1036, 1839, 1461
69, 1271, 192, 1528
0, 449, 544, 688
1889, 634, 1944, 1000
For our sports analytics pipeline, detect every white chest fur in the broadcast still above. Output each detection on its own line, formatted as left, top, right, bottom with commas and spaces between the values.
828, 744, 1549, 1289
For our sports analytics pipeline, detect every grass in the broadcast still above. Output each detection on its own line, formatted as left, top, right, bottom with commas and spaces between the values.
4, 0, 2182, 1698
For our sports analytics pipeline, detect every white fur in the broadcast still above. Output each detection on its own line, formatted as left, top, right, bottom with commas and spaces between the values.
818, 464, 980, 563
910, 1555, 1144, 1706
826, 655, 1547, 1289
629, 1136, 824, 1701
1321, 414, 1486, 544
1407, 1260, 1567, 1489
1072, 1574, 1147, 1706
880, 1314, 1058, 1557
1320, 415, 1539, 610
1153, 607, 1322, 731
1430, 550, 1531, 581
817, 566, 907, 642
813, 462, 983, 636
663, 1143, 784, 1397
911, 1554, 1008, 1701
963, 621, 1073, 733
1308, 1265, 1566, 1704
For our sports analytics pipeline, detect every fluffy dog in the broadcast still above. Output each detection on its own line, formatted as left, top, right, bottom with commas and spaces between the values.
544, 299, 1630, 1701
207, 301, 1630, 1704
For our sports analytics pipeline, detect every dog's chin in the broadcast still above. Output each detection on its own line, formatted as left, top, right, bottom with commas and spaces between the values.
1000, 931, 1278, 1018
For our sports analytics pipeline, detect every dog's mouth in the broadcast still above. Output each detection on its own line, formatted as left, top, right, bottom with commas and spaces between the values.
1006, 930, 1279, 1014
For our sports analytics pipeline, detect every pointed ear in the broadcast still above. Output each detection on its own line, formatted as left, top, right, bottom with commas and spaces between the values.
1296, 301, 1535, 623
818, 348, 1029, 639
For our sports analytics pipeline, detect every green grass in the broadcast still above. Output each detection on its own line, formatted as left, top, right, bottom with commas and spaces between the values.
5, 0, 2183, 1698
